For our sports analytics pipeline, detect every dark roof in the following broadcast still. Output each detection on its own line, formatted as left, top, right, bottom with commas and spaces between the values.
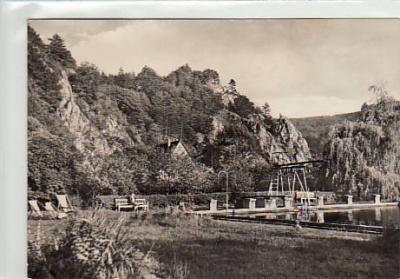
157, 140, 193, 158
157, 140, 181, 152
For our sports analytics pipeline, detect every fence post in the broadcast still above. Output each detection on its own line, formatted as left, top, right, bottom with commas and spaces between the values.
317, 196, 324, 207
270, 198, 277, 210
284, 196, 293, 208
346, 195, 353, 205
210, 199, 218, 212
249, 198, 256, 211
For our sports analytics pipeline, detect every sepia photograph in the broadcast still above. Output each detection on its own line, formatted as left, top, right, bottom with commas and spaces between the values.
27, 19, 399, 279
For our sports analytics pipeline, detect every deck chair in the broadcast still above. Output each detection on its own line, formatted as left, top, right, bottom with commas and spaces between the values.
28, 200, 43, 219
178, 201, 186, 211
44, 202, 67, 219
55, 194, 75, 213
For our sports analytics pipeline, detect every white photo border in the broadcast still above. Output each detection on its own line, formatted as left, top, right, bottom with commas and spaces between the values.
0, 1, 399, 278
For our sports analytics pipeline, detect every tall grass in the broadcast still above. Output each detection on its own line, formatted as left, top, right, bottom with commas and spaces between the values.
28, 210, 162, 279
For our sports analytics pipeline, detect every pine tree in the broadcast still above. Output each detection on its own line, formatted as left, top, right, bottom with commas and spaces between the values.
28, 25, 60, 92
48, 34, 76, 68
114, 67, 135, 89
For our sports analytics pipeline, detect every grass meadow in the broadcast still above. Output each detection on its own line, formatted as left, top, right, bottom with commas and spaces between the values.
28, 208, 399, 279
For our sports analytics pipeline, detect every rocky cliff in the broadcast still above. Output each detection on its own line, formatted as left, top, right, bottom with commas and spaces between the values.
58, 70, 113, 156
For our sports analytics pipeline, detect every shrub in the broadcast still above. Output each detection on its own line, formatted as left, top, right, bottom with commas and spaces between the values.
28, 210, 162, 279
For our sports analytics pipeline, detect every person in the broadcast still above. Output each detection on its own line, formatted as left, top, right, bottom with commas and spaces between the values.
295, 220, 302, 231
130, 194, 136, 204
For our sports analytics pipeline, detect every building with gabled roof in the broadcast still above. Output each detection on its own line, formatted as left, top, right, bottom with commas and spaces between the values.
157, 138, 192, 161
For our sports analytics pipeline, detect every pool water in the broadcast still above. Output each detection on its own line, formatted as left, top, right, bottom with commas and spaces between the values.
248, 206, 400, 227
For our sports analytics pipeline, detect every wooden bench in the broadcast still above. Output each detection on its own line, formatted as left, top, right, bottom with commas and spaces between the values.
114, 197, 149, 212
114, 198, 134, 211
134, 204, 149, 211
134, 198, 147, 205
131, 195, 149, 211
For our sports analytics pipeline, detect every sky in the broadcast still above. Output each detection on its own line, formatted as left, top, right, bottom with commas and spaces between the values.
29, 19, 400, 118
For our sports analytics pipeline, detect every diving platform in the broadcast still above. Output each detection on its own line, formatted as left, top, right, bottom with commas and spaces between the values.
267, 154, 324, 206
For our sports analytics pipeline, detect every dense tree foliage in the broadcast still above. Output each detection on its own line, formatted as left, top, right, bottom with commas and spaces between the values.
323, 90, 400, 200
228, 95, 261, 119
291, 112, 361, 157
69, 62, 102, 104
28, 26, 61, 93
28, 118, 78, 200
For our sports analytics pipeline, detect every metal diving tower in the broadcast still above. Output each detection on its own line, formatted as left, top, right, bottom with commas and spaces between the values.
267, 152, 323, 206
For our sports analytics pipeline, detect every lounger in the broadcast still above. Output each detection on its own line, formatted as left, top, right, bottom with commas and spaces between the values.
45, 202, 67, 219
28, 200, 43, 219
55, 194, 75, 213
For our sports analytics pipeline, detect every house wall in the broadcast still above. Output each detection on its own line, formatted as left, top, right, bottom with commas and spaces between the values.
172, 142, 189, 159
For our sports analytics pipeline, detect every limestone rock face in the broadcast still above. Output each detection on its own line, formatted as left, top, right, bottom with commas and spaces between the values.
205, 78, 224, 94
256, 118, 312, 165
273, 117, 312, 163
57, 70, 135, 157
58, 71, 112, 156
209, 114, 226, 143
208, 110, 312, 166
221, 92, 238, 107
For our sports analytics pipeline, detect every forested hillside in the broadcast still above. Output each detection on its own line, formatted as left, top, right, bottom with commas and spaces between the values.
291, 112, 360, 157
322, 88, 400, 200
28, 26, 312, 204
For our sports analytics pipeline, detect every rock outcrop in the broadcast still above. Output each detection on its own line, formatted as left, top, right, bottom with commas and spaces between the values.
58, 70, 113, 156
207, 107, 311, 167
273, 116, 312, 163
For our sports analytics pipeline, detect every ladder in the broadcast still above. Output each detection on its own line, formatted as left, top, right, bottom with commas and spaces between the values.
268, 170, 282, 196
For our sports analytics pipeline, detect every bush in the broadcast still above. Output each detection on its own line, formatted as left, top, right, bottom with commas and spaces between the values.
28, 210, 162, 279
